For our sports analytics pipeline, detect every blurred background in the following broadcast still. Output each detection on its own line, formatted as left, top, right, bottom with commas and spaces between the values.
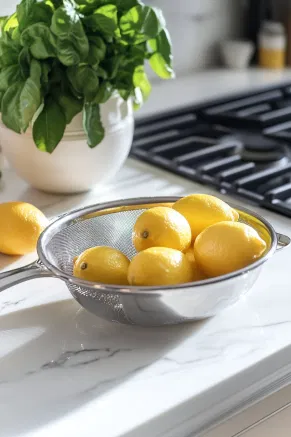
1, 0, 291, 76
146, 0, 291, 76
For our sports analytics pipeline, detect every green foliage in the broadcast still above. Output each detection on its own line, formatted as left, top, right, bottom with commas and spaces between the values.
33, 97, 66, 152
0, 0, 173, 152
83, 101, 104, 147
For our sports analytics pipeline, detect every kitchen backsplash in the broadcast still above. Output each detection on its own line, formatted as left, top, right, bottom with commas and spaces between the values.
146, 0, 245, 77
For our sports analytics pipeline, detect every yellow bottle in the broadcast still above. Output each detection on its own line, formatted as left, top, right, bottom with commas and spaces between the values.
259, 21, 286, 69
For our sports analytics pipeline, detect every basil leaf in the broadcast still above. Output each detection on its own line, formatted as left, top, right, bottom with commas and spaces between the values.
116, 0, 143, 11
77, 0, 141, 15
33, 98, 66, 153
93, 81, 112, 104
12, 27, 21, 43
148, 29, 174, 78
76, 0, 141, 11
49, 60, 63, 85
0, 91, 4, 108
96, 4, 118, 27
149, 52, 174, 79
120, 5, 163, 44
41, 62, 51, 84
88, 36, 106, 67
3, 13, 18, 32
128, 43, 146, 64
1, 62, 41, 133
133, 65, 151, 102
0, 65, 22, 92
118, 88, 131, 101
83, 102, 104, 147
88, 35, 106, 49
55, 38, 81, 66
40, 61, 51, 93
18, 47, 31, 78
35, 2, 54, 23
1, 82, 24, 133
96, 66, 108, 79
17, 0, 36, 29
101, 56, 120, 79
30, 58, 42, 85
88, 45, 100, 68
151, 7, 166, 30
0, 16, 7, 34
0, 35, 21, 67
20, 77, 41, 131
50, 0, 62, 7
51, 1, 83, 38
21, 23, 56, 59
17, 0, 53, 30
67, 65, 99, 101
83, 5, 118, 39
55, 89, 83, 123
51, 0, 89, 66
115, 68, 133, 91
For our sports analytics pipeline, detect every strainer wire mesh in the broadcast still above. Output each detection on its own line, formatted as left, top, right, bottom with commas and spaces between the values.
46, 207, 148, 323
40, 199, 273, 325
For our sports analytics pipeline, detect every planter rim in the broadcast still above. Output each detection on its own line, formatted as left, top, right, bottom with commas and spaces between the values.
0, 114, 133, 140
0, 95, 133, 139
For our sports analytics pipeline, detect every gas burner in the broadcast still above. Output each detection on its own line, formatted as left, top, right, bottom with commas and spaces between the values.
239, 133, 289, 168
241, 145, 288, 167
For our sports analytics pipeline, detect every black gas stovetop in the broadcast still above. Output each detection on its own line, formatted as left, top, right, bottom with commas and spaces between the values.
130, 81, 291, 218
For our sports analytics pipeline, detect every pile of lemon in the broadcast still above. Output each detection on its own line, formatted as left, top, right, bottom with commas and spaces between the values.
73, 194, 267, 287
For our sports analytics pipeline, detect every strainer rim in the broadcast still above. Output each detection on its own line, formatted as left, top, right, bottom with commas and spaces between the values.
37, 196, 277, 295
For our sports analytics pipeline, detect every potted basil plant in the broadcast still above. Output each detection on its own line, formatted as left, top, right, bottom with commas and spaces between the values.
0, 0, 174, 193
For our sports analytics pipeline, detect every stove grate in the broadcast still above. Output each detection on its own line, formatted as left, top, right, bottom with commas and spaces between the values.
131, 82, 291, 218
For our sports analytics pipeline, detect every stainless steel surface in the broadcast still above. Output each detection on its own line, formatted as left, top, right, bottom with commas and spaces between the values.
0, 261, 52, 293
0, 197, 289, 326
276, 233, 291, 251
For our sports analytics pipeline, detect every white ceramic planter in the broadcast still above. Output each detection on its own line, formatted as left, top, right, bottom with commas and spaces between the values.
0, 95, 134, 193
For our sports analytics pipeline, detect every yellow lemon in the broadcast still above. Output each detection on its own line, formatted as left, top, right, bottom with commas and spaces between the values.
194, 221, 267, 278
128, 247, 194, 286
133, 206, 191, 252
184, 248, 207, 281
173, 194, 239, 240
73, 246, 130, 285
0, 202, 48, 255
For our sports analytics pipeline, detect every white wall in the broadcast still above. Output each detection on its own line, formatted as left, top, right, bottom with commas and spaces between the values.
147, 0, 245, 76
0, 0, 17, 17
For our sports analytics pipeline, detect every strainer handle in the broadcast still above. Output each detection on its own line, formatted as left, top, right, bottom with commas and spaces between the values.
276, 233, 291, 252
0, 261, 52, 292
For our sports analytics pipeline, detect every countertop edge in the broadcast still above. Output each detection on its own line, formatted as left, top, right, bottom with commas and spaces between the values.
119, 345, 291, 437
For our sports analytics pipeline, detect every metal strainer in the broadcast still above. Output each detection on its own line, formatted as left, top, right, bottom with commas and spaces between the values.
0, 196, 290, 326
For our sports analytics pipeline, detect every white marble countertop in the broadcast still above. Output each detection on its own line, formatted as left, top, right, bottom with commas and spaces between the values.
1, 69, 291, 437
